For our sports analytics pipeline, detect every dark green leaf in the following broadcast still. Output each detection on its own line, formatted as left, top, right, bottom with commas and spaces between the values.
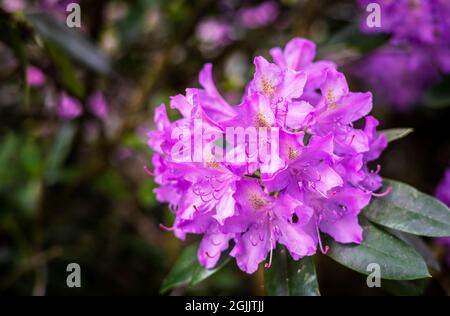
45, 123, 77, 184
94, 170, 130, 200
46, 42, 85, 98
380, 128, 413, 143
382, 278, 427, 296
264, 248, 288, 296
0, 133, 19, 188
363, 179, 450, 237
13, 180, 42, 216
303, 132, 312, 146
326, 220, 430, 280
1, 15, 29, 106
117, 0, 157, 46
388, 230, 440, 273
160, 243, 229, 294
264, 248, 320, 296
423, 77, 450, 109
20, 139, 43, 178
27, 13, 111, 74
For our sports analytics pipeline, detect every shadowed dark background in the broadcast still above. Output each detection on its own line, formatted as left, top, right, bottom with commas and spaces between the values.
0, 0, 449, 295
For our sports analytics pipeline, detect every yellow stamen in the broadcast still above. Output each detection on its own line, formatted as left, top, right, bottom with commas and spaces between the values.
255, 112, 272, 128
249, 192, 269, 210
261, 78, 275, 98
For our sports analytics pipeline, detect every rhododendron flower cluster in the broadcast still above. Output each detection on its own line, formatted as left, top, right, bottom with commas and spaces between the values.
147, 38, 388, 274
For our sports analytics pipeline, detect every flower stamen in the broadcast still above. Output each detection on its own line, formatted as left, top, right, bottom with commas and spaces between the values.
159, 223, 174, 231
372, 186, 392, 197
143, 165, 154, 176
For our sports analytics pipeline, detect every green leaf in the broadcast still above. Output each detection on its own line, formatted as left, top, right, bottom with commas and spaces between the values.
379, 128, 413, 143
363, 179, 450, 237
382, 278, 427, 296
160, 243, 229, 294
1, 14, 29, 106
13, 180, 42, 216
264, 248, 320, 296
20, 139, 43, 179
45, 123, 77, 184
117, 0, 158, 46
27, 13, 111, 74
326, 220, 430, 280
0, 133, 20, 188
423, 76, 450, 109
46, 42, 85, 98
388, 230, 440, 273
94, 170, 130, 200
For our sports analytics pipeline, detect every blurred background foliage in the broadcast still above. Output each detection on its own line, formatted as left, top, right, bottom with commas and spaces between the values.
0, 0, 449, 295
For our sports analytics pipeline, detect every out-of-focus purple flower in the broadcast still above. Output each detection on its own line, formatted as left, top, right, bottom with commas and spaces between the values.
26, 65, 47, 87
147, 38, 388, 274
87, 92, 109, 121
351, 45, 438, 111
57, 92, 83, 120
435, 168, 450, 209
1, 0, 80, 14
36, 0, 81, 22
1, 0, 25, 13
41, 0, 80, 11
196, 18, 233, 47
238, 1, 279, 29
356, 0, 450, 111
435, 168, 450, 267
358, 0, 436, 44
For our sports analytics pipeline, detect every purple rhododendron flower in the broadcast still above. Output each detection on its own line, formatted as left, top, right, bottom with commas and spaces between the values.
436, 168, 450, 207
57, 92, 83, 120
435, 168, 450, 267
26, 65, 47, 87
352, 45, 438, 111
147, 38, 389, 274
358, 0, 436, 43
196, 18, 233, 47
1, 0, 24, 12
356, 0, 450, 111
238, 1, 279, 29
88, 92, 109, 121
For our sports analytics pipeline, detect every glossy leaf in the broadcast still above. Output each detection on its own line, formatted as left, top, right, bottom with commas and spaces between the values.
160, 243, 229, 294
388, 229, 440, 273
380, 128, 413, 143
27, 13, 111, 74
46, 43, 85, 98
264, 248, 320, 296
364, 179, 450, 237
1, 14, 29, 106
45, 123, 77, 184
326, 220, 430, 280
382, 278, 427, 296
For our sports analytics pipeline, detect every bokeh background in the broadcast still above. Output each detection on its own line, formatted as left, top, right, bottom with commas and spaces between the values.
0, 0, 449, 295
